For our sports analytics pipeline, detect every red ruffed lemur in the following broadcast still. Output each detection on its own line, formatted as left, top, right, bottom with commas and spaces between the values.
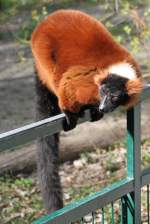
31, 10, 142, 213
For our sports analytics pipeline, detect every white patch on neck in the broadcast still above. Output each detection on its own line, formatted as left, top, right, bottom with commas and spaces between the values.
108, 62, 136, 80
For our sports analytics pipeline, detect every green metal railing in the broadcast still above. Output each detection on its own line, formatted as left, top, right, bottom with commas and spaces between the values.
0, 85, 150, 224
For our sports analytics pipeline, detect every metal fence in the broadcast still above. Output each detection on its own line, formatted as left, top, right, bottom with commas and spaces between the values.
0, 85, 150, 224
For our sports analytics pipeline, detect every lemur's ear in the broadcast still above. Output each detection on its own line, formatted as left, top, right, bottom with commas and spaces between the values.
126, 79, 142, 96
124, 79, 142, 109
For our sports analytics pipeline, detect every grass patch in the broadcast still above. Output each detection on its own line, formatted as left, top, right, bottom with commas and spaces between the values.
0, 176, 44, 223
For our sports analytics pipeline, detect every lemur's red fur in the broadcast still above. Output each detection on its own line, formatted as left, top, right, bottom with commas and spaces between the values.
31, 10, 142, 112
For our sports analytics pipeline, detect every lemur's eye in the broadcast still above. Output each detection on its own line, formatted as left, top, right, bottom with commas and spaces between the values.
111, 95, 118, 101
111, 95, 118, 102
103, 88, 109, 95
100, 85, 109, 95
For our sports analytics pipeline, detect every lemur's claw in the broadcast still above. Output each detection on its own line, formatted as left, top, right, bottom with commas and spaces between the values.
62, 111, 78, 131
90, 107, 104, 122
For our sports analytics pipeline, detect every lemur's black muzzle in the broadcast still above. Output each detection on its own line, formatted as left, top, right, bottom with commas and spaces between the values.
99, 93, 119, 113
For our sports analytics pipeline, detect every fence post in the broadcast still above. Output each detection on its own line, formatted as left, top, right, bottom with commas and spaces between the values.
122, 103, 141, 223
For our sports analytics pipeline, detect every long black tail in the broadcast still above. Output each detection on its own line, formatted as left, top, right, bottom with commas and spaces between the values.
35, 76, 63, 213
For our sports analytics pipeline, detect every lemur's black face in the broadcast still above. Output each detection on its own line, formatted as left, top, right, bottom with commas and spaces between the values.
99, 74, 129, 113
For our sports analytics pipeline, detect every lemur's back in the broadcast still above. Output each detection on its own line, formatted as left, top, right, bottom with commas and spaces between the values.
31, 10, 128, 92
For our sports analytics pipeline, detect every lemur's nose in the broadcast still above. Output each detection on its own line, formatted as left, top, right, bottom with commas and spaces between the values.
99, 95, 108, 112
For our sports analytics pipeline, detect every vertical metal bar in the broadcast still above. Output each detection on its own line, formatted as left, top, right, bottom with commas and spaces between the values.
80, 217, 84, 224
111, 202, 114, 224
102, 208, 105, 224
120, 199, 122, 224
147, 185, 149, 224
127, 193, 134, 223
126, 104, 141, 224
121, 197, 127, 224
92, 212, 95, 224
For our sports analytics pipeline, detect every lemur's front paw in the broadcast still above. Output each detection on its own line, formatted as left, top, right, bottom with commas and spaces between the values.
62, 111, 78, 131
90, 107, 104, 122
